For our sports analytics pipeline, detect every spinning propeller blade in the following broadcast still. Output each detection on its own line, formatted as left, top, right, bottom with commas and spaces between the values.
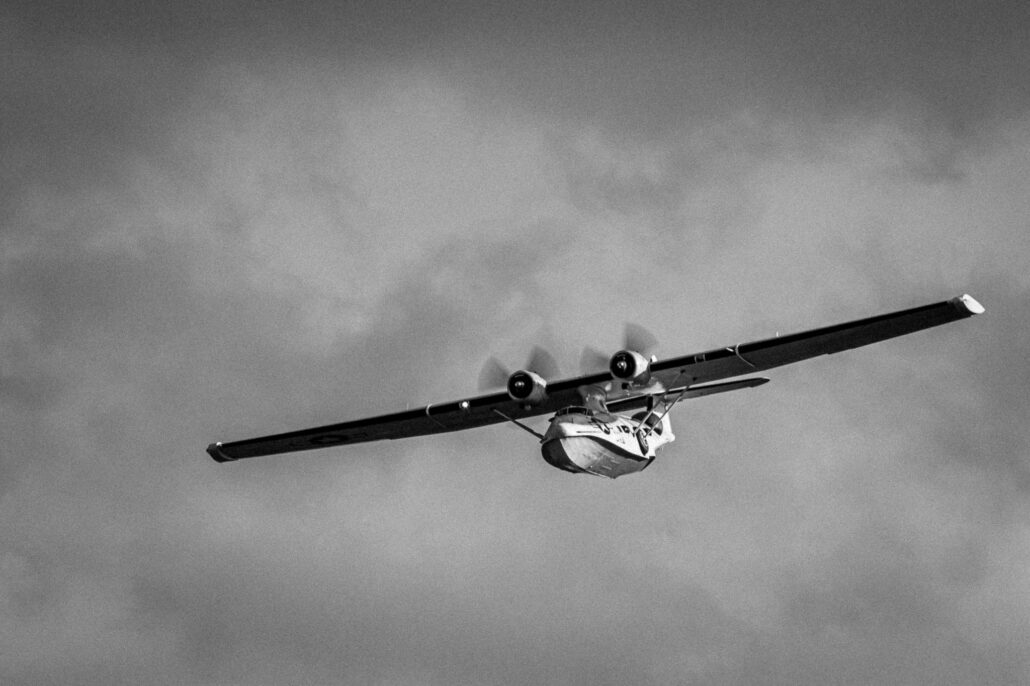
478, 346, 560, 391
579, 346, 610, 375
478, 357, 511, 391
624, 322, 659, 355
579, 324, 659, 375
526, 345, 560, 379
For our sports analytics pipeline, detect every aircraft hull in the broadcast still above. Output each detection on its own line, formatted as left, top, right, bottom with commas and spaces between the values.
541, 436, 653, 478
540, 413, 670, 479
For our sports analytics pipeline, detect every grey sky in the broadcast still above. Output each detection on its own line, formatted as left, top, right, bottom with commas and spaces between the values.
2, 2, 1029, 684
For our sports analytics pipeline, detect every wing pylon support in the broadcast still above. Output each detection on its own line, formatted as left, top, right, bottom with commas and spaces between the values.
491, 409, 546, 441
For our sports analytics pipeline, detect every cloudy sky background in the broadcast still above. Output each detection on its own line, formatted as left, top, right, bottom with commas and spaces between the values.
3, 1, 1030, 683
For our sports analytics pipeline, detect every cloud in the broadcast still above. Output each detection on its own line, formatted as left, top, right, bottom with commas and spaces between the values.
2, 2, 1030, 683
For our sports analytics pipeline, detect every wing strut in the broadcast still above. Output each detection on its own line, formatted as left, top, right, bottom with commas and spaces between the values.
633, 369, 690, 436
491, 409, 546, 441
636, 386, 690, 445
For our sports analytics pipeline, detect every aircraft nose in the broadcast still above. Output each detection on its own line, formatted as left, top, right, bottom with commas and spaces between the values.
544, 416, 579, 440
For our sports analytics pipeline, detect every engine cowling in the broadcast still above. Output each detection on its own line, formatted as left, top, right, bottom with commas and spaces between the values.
507, 370, 548, 405
609, 349, 651, 385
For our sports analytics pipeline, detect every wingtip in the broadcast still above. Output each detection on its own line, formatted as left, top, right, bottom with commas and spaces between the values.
206, 442, 235, 463
955, 293, 985, 316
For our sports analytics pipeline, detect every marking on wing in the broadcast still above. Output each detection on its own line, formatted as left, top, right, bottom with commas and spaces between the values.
310, 434, 350, 445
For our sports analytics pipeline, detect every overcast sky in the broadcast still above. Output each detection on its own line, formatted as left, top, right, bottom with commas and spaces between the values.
2, 1, 1030, 684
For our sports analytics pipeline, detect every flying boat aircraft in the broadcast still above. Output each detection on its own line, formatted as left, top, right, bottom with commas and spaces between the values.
207, 294, 984, 478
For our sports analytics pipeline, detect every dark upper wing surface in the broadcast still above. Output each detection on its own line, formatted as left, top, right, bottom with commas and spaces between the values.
646, 293, 984, 388
208, 294, 982, 462
207, 385, 592, 462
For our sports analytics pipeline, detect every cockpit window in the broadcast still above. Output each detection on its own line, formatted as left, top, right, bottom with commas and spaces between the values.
555, 406, 592, 417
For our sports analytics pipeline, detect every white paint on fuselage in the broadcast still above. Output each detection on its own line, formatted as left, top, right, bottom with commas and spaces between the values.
540, 410, 675, 479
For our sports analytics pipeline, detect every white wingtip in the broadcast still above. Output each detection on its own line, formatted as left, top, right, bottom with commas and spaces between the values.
957, 294, 985, 315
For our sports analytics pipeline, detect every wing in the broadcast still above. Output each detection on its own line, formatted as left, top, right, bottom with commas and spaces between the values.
207, 386, 591, 462
645, 293, 984, 388
207, 377, 774, 462
208, 293, 983, 462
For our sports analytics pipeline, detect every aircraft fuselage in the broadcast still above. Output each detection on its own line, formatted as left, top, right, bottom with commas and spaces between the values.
540, 410, 675, 479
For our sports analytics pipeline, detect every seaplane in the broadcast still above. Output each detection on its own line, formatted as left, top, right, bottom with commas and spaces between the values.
207, 294, 984, 478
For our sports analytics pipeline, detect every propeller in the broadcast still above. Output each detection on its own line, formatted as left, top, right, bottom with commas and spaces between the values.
478, 345, 561, 391
578, 323, 660, 375
478, 356, 511, 391
624, 322, 659, 357
579, 346, 610, 375
525, 345, 560, 380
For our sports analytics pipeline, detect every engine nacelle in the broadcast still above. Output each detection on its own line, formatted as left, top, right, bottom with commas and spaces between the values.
609, 349, 651, 385
507, 370, 548, 405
